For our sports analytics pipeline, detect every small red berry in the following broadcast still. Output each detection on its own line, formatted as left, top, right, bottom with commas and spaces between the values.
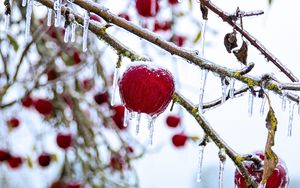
172, 35, 186, 47
234, 151, 289, 188
50, 180, 65, 188
90, 13, 101, 22
7, 156, 23, 169
119, 65, 175, 116
34, 99, 53, 116
111, 105, 126, 130
136, 0, 160, 17
81, 79, 94, 91
172, 133, 188, 147
66, 182, 82, 188
168, 0, 180, 5
22, 96, 33, 108
118, 13, 131, 21
7, 117, 20, 128
110, 154, 125, 171
0, 149, 10, 162
46, 68, 58, 81
73, 51, 81, 64
153, 20, 171, 32
56, 133, 73, 150
94, 92, 109, 105
166, 115, 180, 128
38, 153, 52, 167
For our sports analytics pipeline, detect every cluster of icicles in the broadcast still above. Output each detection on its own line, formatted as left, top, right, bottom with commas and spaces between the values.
20, 0, 89, 52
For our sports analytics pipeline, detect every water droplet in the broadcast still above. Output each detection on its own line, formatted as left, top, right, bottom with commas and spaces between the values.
64, 25, 70, 43
199, 20, 207, 57
25, 0, 33, 41
22, 0, 27, 7
221, 78, 228, 103
288, 101, 295, 137
282, 92, 287, 111
136, 113, 141, 135
71, 23, 76, 42
4, 14, 10, 32
229, 79, 235, 98
110, 67, 119, 106
248, 91, 254, 116
148, 115, 157, 145
196, 145, 205, 182
47, 9, 52, 26
54, 0, 62, 27
198, 69, 208, 114
260, 95, 267, 116
82, 11, 90, 52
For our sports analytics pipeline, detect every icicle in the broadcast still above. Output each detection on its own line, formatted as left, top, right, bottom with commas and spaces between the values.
199, 20, 207, 57
229, 79, 235, 98
248, 91, 254, 116
110, 67, 119, 106
281, 92, 287, 111
25, 0, 33, 41
64, 25, 71, 43
288, 101, 295, 137
221, 78, 228, 103
123, 108, 129, 128
218, 148, 226, 188
47, 9, 52, 26
82, 11, 90, 52
196, 145, 205, 182
148, 116, 157, 145
298, 101, 300, 116
4, 14, 10, 32
71, 23, 76, 42
151, 0, 157, 16
136, 113, 141, 135
260, 95, 267, 116
258, 183, 266, 188
54, 0, 62, 27
22, 0, 27, 7
198, 69, 208, 114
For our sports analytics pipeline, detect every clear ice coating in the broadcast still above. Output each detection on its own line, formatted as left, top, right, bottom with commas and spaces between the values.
4, 14, 10, 32
64, 25, 70, 43
71, 23, 76, 42
148, 115, 157, 145
221, 78, 228, 103
218, 160, 225, 188
110, 67, 119, 106
198, 69, 208, 114
25, 0, 33, 41
298, 101, 300, 116
22, 0, 27, 7
248, 91, 254, 116
150, 0, 157, 16
260, 95, 267, 116
196, 145, 205, 182
281, 92, 287, 111
258, 183, 266, 188
123, 108, 129, 128
47, 9, 52, 26
229, 79, 235, 98
136, 113, 141, 135
54, 0, 62, 27
288, 101, 295, 137
199, 20, 207, 57
82, 11, 90, 52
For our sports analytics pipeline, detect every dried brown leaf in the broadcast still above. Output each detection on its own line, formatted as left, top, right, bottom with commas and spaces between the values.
233, 41, 248, 65
200, 3, 208, 20
224, 32, 237, 53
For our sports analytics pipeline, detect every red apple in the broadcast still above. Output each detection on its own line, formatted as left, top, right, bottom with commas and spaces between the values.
0, 149, 10, 162
172, 133, 188, 147
110, 153, 125, 171
119, 65, 175, 116
56, 133, 73, 150
50, 180, 65, 188
168, 0, 180, 5
136, 0, 160, 17
111, 105, 126, 130
22, 95, 33, 108
34, 99, 53, 116
38, 153, 52, 167
7, 117, 20, 128
234, 151, 289, 188
94, 92, 109, 105
7, 156, 23, 169
66, 182, 82, 188
166, 115, 180, 128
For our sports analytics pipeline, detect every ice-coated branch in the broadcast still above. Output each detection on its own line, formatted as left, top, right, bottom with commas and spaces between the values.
199, 0, 298, 82
173, 92, 258, 187
36, 0, 149, 62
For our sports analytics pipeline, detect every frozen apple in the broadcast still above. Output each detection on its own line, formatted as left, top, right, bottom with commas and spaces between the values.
135, 0, 159, 17
172, 133, 188, 147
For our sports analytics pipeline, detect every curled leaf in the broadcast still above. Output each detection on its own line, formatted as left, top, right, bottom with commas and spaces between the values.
193, 31, 202, 44
200, 3, 208, 20
262, 104, 278, 184
233, 41, 248, 65
224, 32, 237, 53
